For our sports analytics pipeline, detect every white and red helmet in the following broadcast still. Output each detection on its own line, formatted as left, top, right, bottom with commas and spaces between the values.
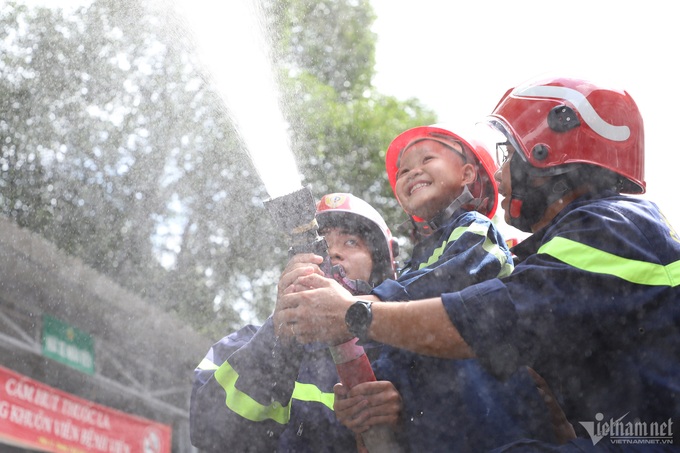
385, 124, 499, 221
316, 193, 397, 284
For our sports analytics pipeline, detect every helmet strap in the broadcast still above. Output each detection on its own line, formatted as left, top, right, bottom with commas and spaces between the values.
411, 186, 475, 236
508, 157, 574, 232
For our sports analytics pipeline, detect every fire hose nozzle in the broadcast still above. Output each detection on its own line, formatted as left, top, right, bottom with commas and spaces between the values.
264, 185, 330, 260
264, 186, 319, 244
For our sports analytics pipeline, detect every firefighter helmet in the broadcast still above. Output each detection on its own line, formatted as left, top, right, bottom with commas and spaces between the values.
316, 193, 397, 284
385, 124, 499, 219
488, 75, 645, 193
486, 75, 646, 231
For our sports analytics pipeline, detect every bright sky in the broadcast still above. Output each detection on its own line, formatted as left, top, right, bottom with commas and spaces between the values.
370, 0, 680, 237
20, 0, 680, 237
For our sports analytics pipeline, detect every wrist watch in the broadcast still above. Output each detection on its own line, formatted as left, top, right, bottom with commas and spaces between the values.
345, 300, 373, 341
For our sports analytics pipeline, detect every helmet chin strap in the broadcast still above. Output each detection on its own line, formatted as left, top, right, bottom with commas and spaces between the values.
411, 186, 476, 236
508, 156, 573, 232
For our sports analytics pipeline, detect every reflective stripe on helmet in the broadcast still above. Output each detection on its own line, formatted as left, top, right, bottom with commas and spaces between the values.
518, 85, 631, 142
538, 236, 680, 286
212, 360, 334, 424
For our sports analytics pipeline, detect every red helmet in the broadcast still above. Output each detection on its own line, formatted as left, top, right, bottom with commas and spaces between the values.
385, 124, 499, 219
488, 75, 645, 193
316, 193, 397, 283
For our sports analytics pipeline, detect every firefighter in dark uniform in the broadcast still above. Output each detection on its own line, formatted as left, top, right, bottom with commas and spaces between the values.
189, 193, 398, 452
278, 76, 680, 451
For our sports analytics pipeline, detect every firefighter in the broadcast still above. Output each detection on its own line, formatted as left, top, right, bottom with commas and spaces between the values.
189, 193, 398, 452
278, 76, 680, 450
293, 125, 565, 451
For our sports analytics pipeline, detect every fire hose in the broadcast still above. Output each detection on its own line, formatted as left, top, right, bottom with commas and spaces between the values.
265, 186, 402, 453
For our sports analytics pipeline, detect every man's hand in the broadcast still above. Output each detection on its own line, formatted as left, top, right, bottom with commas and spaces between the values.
333, 381, 403, 434
276, 271, 356, 344
273, 253, 324, 339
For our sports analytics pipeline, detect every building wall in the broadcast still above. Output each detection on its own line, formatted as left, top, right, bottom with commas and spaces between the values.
0, 216, 214, 452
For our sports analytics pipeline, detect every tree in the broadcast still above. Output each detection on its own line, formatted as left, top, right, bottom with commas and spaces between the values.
1, 0, 435, 338
268, 0, 377, 102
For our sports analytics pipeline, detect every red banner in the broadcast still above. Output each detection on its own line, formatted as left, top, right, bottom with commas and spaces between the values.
0, 365, 171, 453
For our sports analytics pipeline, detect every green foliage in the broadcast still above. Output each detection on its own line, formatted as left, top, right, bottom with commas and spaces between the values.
1, 0, 436, 339
282, 71, 436, 227
266, 0, 377, 102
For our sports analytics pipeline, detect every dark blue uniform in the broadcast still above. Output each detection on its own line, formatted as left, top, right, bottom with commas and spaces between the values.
372, 210, 557, 452
190, 317, 373, 452
445, 192, 680, 450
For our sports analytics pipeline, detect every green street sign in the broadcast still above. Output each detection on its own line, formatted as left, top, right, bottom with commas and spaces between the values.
42, 314, 95, 375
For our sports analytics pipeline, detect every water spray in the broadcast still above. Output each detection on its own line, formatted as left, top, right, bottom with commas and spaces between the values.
176, 1, 400, 449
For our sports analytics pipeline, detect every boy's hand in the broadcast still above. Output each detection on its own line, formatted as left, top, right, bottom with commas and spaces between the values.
333, 381, 403, 434
527, 367, 576, 443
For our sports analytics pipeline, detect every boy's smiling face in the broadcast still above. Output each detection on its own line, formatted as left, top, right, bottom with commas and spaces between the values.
395, 139, 475, 221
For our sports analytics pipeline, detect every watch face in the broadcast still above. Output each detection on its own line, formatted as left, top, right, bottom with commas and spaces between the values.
346, 301, 372, 339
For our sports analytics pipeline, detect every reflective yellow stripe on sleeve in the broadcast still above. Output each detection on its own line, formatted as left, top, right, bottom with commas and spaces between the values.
538, 236, 680, 287
208, 359, 334, 424
292, 382, 335, 411
214, 360, 291, 424
197, 357, 219, 371
419, 222, 514, 277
